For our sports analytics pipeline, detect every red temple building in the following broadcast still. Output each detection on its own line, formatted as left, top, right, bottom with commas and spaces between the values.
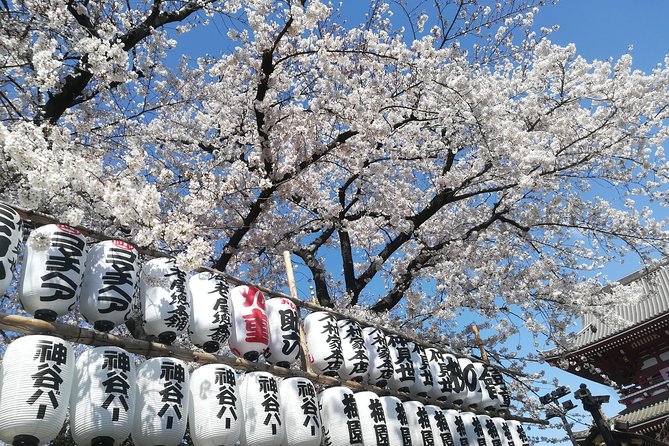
546, 261, 669, 442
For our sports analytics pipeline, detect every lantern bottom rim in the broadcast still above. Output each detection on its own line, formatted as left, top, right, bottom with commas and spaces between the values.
202, 341, 220, 353
158, 331, 177, 344
33, 309, 57, 321
91, 436, 115, 446
94, 320, 115, 332
12, 435, 39, 446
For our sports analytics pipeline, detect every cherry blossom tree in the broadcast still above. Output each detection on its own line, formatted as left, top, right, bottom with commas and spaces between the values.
1, 0, 669, 424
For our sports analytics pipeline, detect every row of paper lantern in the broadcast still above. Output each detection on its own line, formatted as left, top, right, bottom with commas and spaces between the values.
0, 335, 530, 446
0, 206, 509, 411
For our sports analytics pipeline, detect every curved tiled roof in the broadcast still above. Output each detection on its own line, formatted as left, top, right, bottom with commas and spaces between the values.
617, 397, 669, 429
568, 260, 669, 350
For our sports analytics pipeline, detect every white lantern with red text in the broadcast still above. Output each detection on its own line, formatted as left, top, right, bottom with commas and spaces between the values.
278, 378, 321, 446
19, 224, 87, 320
425, 405, 455, 446
0, 204, 22, 296
363, 327, 393, 388
338, 319, 369, 383
239, 372, 284, 446
79, 240, 139, 332
132, 357, 189, 446
379, 396, 412, 446
409, 342, 433, 397
304, 312, 343, 377
188, 272, 231, 353
139, 257, 190, 344
229, 286, 269, 361
354, 391, 388, 446
403, 400, 434, 446
386, 335, 414, 393
266, 298, 300, 368
188, 364, 241, 446
70, 346, 136, 446
0, 335, 75, 446
319, 386, 363, 446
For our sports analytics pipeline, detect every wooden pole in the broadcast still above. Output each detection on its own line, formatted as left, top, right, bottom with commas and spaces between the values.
471, 323, 489, 363
283, 250, 312, 373
0, 312, 547, 425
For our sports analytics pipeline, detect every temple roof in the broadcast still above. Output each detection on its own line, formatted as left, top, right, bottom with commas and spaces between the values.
560, 259, 669, 353
616, 396, 669, 435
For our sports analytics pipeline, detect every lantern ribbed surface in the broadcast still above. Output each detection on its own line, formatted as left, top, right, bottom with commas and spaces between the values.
0, 204, 22, 296
386, 335, 414, 393
477, 415, 503, 446
337, 320, 369, 383
132, 357, 189, 446
304, 312, 343, 377
506, 420, 530, 446
472, 362, 501, 411
19, 224, 87, 321
425, 348, 448, 402
0, 335, 75, 446
442, 409, 466, 446
379, 396, 412, 446
425, 405, 455, 446
266, 298, 300, 368
139, 257, 189, 344
459, 412, 486, 446
278, 377, 321, 446
492, 417, 514, 446
443, 354, 468, 405
188, 272, 231, 353
319, 386, 363, 446
363, 327, 392, 388
188, 364, 241, 446
70, 346, 136, 446
229, 286, 269, 361
354, 391, 389, 446
403, 400, 434, 446
239, 371, 284, 446
409, 343, 433, 397
457, 358, 480, 409
79, 240, 139, 332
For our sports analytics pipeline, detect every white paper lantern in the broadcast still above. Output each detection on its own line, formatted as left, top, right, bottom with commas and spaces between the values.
386, 335, 415, 393
188, 272, 231, 353
403, 400, 434, 446
229, 285, 269, 361
506, 420, 530, 446
132, 357, 189, 446
492, 418, 514, 446
0, 335, 75, 446
139, 257, 190, 344
354, 391, 388, 446
458, 412, 487, 446
70, 346, 136, 446
442, 409, 467, 446
425, 406, 456, 446
379, 396, 412, 446
188, 364, 241, 446
266, 298, 300, 367
471, 362, 507, 412
79, 240, 139, 332
457, 358, 481, 409
443, 354, 468, 405
338, 320, 369, 383
426, 348, 448, 402
477, 415, 505, 446
304, 312, 343, 376
0, 204, 22, 296
239, 371, 284, 446
489, 367, 511, 413
363, 327, 393, 388
19, 224, 87, 320
319, 386, 363, 446
409, 343, 433, 397
278, 378, 321, 446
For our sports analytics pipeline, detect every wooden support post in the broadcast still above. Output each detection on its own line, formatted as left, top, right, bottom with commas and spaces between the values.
471, 323, 489, 363
283, 250, 313, 373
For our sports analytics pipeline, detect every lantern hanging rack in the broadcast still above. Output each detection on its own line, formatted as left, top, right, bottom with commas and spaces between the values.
5, 202, 523, 378
0, 311, 547, 426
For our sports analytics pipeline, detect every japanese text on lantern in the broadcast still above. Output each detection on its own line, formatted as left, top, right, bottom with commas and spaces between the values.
27, 339, 68, 419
